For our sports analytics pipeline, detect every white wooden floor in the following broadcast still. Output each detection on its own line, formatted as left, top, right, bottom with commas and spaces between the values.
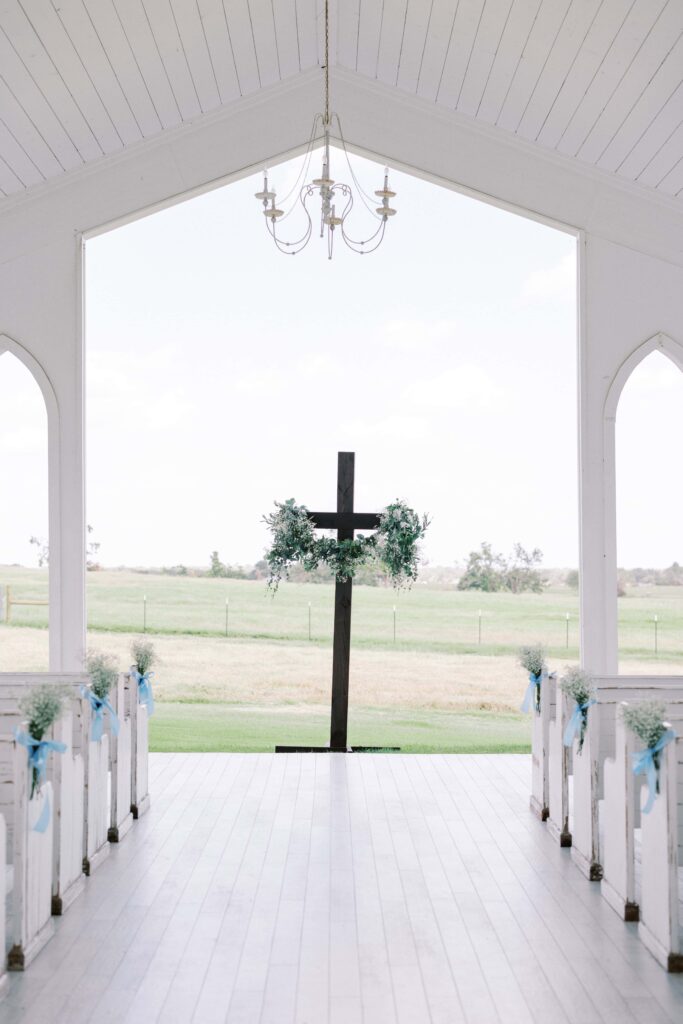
1, 753, 682, 1024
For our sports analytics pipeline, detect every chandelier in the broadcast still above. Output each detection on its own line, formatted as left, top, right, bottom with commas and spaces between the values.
255, 1, 397, 259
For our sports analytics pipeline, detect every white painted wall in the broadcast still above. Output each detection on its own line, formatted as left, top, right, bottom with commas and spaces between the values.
579, 238, 683, 674
1, 74, 682, 672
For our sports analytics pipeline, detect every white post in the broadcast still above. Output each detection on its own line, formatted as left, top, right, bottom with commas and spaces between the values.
578, 234, 618, 677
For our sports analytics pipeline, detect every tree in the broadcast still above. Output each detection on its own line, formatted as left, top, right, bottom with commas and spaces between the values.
458, 541, 547, 593
565, 569, 579, 589
29, 535, 49, 568
457, 542, 507, 592
86, 524, 101, 571
209, 551, 228, 578
505, 543, 545, 594
30, 524, 101, 569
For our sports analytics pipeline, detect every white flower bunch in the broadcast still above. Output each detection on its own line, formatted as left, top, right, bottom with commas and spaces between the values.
622, 700, 668, 749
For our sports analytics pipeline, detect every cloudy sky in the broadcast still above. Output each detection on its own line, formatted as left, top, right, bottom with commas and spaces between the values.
1, 151, 680, 570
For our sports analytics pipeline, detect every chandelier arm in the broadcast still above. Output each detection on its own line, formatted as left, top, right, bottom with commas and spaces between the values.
268, 215, 313, 254
275, 114, 323, 211
332, 186, 387, 251
264, 187, 314, 250
341, 219, 387, 254
332, 113, 386, 218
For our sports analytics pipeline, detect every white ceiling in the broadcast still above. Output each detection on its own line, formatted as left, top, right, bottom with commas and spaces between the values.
0, 0, 681, 202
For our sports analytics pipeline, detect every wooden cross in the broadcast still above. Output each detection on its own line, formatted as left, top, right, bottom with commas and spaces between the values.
308, 451, 380, 750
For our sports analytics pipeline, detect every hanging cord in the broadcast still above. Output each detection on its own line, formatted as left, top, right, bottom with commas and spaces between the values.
324, 0, 330, 127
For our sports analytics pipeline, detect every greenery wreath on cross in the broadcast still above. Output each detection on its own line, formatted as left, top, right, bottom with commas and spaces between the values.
263, 499, 430, 591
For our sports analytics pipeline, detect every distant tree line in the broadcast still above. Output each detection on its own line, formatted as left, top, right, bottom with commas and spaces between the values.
457, 542, 546, 594
565, 562, 683, 594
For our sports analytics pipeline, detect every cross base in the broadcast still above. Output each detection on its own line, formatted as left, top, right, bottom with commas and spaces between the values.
275, 745, 401, 754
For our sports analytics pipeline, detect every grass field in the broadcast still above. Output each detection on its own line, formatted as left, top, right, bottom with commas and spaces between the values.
1, 566, 681, 753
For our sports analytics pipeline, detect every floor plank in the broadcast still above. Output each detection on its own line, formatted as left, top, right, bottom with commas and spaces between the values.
0, 752, 681, 1024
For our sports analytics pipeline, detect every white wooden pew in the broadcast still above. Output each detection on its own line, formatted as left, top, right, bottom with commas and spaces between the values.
130, 670, 151, 820
569, 677, 683, 881
547, 676, 572, 847
108, 672, 133, 843
601, 700, 683, 920
0, 731, 55, 969
0, 813, 8, 992
638, 733, 683, 972
0, 675, 88, 919
530, 674, 554, 822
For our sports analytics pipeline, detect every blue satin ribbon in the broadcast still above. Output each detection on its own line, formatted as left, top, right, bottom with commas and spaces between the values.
81, 686, 120, 742
14, 728, 66, 832
563, 699, 596, 750
133, 670, 155, 716
632, 729, 676, 814
521, 672, 543, 714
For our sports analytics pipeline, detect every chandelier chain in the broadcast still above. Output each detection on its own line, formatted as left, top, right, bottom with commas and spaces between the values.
254, 0, 396, 259
324, 0, 330, 127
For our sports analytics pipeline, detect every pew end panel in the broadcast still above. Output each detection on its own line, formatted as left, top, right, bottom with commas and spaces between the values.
109, 673, 133, 843
130, 679, 150, 820
601, 706, 639, 921
530, 673, 554, 822
637, 735, 683, 972
547, 687, 572, 847
0, 735, 54, 971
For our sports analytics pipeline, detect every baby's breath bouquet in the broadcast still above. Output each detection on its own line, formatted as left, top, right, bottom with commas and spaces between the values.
263, 497, 429, 591
519, 644, 546, 714
560, 667, 595, 753
18, 684, 68, 798
86, 651, 118, 700
622, 700, 675, 811
131, 639, 156, 715
622, 700, 668, 749
19, 684, 66, 743
131, 638, 156, 676
84, 651, 120, 742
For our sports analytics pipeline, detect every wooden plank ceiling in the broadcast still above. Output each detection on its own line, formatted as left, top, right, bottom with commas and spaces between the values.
0, 0, 681, 202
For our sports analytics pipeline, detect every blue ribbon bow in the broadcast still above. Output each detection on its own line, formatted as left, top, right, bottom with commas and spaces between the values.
563, 699, 596, 750
132, 669, 155, 716
81, 686, 120, 742
521, 672, 543, 714
632, 729, 676, 814
14, 728, 67, 833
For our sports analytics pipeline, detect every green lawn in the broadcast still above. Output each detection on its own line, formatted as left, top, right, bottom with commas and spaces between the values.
149, 703, 532, 754
2, 566, 681, 753
2, 565, 681, 662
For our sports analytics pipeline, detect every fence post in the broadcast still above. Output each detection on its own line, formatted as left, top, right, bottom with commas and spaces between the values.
225, 598, 229, 637
3, 585, 9, 624
654, 614, 658, 655
143, 595, 147, 633
393, 605, 396, 643
478, 609, 482, 646
308, 601, 311, 641
565, 612, 570, 649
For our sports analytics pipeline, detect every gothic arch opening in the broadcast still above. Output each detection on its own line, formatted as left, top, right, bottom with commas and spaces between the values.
616, 349, 683, 672
0, 350, 49, 669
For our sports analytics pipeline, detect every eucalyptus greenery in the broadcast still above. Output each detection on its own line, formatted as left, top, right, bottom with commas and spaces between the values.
560, 666, 595, 753
518, 644, 546, 713
263, 498, 429, 591
621, 700, 668, 750
131, 638, 156, 676
86, 650, 118, 700
19, 684, 66, 742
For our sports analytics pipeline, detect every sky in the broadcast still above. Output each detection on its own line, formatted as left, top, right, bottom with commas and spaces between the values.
0, 149, 680, 571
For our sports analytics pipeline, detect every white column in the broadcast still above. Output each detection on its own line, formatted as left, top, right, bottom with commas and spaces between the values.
0, 236, 86, 672
578, 235, 683, 676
